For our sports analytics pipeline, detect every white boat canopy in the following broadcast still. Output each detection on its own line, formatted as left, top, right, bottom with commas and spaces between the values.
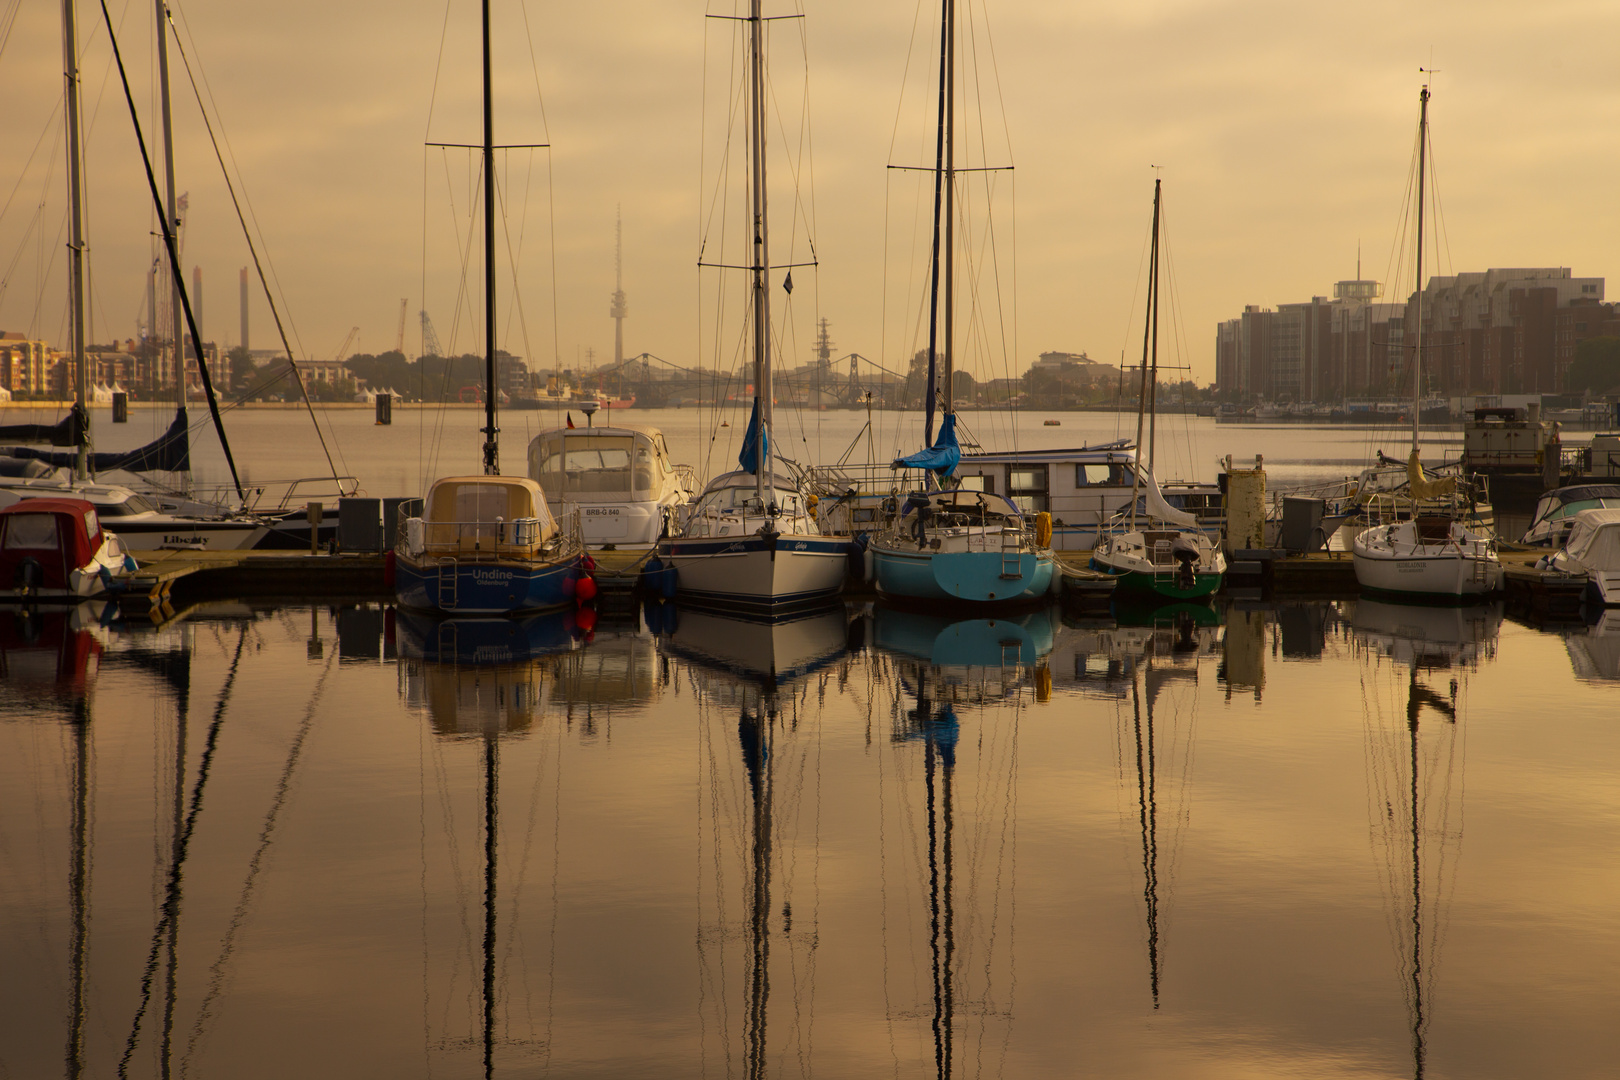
1561, 508, 1620, 571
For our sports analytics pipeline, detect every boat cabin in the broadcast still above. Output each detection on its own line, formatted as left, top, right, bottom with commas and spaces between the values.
401, 477, 560, 558
1523, 484, 1620, 546
527, 426, 693, 545
0, 498, 110, 598
678, 470, 812, 538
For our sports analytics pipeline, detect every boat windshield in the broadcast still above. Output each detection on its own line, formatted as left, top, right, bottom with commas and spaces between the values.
530, 432, 665, 499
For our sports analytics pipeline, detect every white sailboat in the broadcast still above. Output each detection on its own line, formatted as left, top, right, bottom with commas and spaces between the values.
656, 2, 848, 615
1091, 178, 1224, 600
1352, 82, 1501, 599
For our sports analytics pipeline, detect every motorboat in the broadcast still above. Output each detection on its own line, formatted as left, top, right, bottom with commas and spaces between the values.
0, 498, 135, 602
1522, 484, 1620, 547
526, 423, 696, 549
1547, 508, 1620, 606
395, 476, 585, 616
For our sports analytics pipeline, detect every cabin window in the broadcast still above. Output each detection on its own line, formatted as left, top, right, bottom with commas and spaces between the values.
958, 474, 988, 492
1006, 466, 1048, 513
84, 509, 99, 540
1076, 463, 1129, 487
531, 434, 634, 496
3, 513, 59, 549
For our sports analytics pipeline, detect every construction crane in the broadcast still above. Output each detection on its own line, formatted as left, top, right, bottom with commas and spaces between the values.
394, 298, 408, 357
420, 310, 443, 359
333, 326, 360, 364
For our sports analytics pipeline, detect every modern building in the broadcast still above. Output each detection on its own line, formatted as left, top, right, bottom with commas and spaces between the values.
1217, 269, 1616, 402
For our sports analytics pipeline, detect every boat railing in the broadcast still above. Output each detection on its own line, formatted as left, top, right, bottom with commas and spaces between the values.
804, 462, 922, 499
209, 475, 363, 513
397, 509, 581, 561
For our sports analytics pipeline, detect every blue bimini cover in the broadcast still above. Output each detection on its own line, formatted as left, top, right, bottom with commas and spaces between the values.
892, 413, 960, 479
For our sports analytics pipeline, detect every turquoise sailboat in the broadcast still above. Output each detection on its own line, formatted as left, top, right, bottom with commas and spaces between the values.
866, 0, 1054, 608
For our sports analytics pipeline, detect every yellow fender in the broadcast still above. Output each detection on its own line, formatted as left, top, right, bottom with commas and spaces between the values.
1034, 511, 1052, 548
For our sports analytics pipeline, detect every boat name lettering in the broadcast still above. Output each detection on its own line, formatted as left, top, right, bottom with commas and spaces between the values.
165, 535, 205, 546
584, 507, 622, 517
472, 569, 512, 585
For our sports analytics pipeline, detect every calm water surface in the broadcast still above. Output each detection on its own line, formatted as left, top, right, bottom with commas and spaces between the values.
3, 595, 1618, 1079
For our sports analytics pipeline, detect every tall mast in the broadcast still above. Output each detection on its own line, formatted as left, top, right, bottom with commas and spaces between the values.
1128, 179, 1160, 526
156, 0, 183, 410
942, 0, 955, 431
1148, 178, 1161, 475
921, 0, 948, 449
1412, 83, 1429, 456
61, 0, 88, 480
481, 0, 499, 475
749, 0, 771, 501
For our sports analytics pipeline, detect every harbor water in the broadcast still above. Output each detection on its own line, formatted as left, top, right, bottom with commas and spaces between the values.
2, 406, 1617, 1078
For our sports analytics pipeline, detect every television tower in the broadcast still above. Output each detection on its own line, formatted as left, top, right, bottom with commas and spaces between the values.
610, 207, 627, 366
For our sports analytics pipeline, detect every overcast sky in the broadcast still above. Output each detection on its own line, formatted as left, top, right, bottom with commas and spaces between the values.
2, 0, 1616, 388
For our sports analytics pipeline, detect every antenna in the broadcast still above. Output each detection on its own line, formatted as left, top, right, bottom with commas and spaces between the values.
610, 206, 627, 366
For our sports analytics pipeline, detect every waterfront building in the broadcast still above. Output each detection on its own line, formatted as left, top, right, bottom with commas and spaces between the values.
1217, 268, 1616, 402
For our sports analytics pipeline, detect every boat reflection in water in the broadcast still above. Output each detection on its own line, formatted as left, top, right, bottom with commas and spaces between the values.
1564, 609, 1620, 682
1349, 598, 1503, 670
867, 607, 1029, 1077
1351, 598, 1475, 1078
396, 608, 584, 1075
675, 603, 850, 1078
1052, 599, 1221, 699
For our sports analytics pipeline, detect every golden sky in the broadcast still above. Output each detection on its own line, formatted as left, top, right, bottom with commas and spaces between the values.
2, 0, 1615, 388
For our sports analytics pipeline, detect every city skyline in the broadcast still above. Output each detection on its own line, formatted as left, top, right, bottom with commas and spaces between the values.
1, 1, 1615, 391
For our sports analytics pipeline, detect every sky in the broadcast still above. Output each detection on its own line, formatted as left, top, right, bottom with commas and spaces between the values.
2, 0, 1617, 389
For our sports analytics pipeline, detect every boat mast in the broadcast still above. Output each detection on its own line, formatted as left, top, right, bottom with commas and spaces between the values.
481, 0, 499, 475
61, 0, 89, 480
748, 0, 771, 502
1128, 179, 1160, 527
1148, 178, 1161, 476
1412, 82, 1428, 457
942, 0, 955, 437
156, 0, 184, 424
921, 0, 948, 451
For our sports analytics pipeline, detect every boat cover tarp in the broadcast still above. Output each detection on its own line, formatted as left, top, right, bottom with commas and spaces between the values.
737, 398, 769, 475
4, 407, 190, 474
1406, 449, 1457, 501
892, 413, 960, 478
1562, 508, 1620, 571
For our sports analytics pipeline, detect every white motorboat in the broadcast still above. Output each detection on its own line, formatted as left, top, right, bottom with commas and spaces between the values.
1522, 484, 1620, 547
1548, 508, 1620, 606
526, 422, 696, 549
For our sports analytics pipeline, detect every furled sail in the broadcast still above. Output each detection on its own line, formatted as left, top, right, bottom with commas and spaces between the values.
892, 413, 960, 479
4, 407, 190, 474
737, 398, 769, 475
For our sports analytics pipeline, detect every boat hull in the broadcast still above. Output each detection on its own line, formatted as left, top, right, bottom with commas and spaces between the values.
1088, 560, 1223, 601
1352, 522, 1502, 598
871, 544, 1055, 605
659, 534, 848, 614
394, 553, 583, 615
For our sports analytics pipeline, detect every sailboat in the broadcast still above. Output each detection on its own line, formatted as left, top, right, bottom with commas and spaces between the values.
866, 0, 1055, 607
1090, 179, 1225, 600
1352, 83, 1501, 599
654, 0, 848, 615
393, 2, 584, 616
0, 1, 285, 552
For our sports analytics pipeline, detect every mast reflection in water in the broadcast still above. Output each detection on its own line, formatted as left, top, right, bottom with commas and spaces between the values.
397, 608, 583, 1076
871, 603, 1030, 1078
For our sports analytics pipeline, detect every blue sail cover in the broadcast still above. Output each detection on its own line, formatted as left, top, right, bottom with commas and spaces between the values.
737, 398, 769, 474
892, 412, 960, 478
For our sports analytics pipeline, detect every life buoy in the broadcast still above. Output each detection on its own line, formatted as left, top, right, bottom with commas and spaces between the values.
1034, 511, 1052, 548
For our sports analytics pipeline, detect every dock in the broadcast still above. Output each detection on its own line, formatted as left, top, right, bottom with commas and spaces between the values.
106, 538, 1595, 621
